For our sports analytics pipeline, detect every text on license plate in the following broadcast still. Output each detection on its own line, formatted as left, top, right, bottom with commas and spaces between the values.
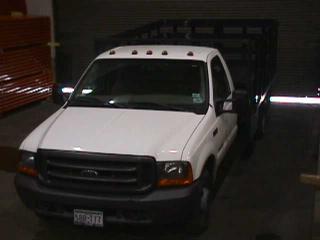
74, 209, 104, 227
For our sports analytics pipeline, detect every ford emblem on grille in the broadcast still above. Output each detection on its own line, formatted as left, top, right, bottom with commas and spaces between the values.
80, 169, 99, 177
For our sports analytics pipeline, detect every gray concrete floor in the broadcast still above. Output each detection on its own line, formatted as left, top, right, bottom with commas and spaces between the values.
0, 101, 319, 240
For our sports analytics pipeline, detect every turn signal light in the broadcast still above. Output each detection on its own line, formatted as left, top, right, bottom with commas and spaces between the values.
17, 166, 38, 177
158, 177, 193, 187
157, 162, 193, 187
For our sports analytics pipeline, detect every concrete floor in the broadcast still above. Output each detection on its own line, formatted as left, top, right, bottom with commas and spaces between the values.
0, 101, 319, 240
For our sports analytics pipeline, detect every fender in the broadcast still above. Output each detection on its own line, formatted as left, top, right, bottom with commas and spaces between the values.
182, 108, 221, 180
20, 108, 65, 152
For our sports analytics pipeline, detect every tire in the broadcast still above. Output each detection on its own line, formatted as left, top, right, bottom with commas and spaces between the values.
187, 167, 213, 235
241, 119, 256, 159
243, 139, 256, 158
256, 110, 266, 140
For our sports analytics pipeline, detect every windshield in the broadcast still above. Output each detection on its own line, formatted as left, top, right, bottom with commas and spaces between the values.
68, 59, 208, 114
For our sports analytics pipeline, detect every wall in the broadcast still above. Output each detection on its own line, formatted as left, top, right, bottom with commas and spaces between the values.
26, 0, 55, 58
54, 0, 320, 95
0, 0, 26, 15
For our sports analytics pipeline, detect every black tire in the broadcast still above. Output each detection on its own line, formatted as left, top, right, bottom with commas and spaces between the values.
256, 95, 271, 140
241, 120, 256, 159
243, 139, 256, 158
187, 167, 213, 235
256, 110, 266, 140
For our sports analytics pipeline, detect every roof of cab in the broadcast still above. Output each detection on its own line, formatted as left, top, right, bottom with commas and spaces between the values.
96, 45, 218, 62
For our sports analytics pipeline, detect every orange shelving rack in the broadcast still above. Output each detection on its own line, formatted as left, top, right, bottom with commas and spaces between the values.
0, 16, 53, 114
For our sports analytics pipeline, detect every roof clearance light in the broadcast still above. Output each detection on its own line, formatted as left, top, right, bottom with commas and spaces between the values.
187, 51, 194, 56
146, 50, 153, 55
109, 50, 116, 55
132, 50, 138, 55
162, 50, 168, 55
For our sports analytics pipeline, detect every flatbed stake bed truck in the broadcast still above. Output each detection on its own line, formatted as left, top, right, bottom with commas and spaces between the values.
16, 19, 278, 233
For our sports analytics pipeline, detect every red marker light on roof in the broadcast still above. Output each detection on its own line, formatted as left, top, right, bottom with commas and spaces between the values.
162, 50, 168, 55
132, 50, 138, 55
146, 50, 153, 55
187, 51, 194, 56
109, 50, 116, 55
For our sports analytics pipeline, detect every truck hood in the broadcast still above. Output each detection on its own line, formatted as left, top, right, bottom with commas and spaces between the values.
38, 107, 204, 160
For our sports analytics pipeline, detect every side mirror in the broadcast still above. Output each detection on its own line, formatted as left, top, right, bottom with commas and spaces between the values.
214, 89, 249, 117
215, 100, 227, 115
233, 89, 250, 121
52, 83, 75, 105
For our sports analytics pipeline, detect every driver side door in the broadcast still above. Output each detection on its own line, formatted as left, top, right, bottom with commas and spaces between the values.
210, 55, 237, 162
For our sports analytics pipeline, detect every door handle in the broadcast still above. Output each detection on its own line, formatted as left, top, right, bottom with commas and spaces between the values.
213, 128, 218, 137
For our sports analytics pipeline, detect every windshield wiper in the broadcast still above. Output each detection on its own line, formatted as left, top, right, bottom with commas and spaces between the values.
68, 96, 105, 107
103, 101, 129, 108
68, 97, 199, 113
68, 96, 130, 109
130, 102, 189, 112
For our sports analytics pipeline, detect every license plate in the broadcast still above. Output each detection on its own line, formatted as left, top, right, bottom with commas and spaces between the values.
74, 209, 104, 227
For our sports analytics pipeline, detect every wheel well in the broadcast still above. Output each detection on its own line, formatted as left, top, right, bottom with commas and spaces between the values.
203, 155, 216, 177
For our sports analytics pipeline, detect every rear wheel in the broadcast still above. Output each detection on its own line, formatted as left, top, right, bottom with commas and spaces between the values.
256, 106, 268, 140
241, 119, 256, 158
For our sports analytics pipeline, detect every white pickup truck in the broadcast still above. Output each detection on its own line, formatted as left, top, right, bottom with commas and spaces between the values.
15, 19, 278, 233
15, 45, 242, 230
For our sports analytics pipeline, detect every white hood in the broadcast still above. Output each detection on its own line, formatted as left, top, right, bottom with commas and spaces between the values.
36, 107, 204, 160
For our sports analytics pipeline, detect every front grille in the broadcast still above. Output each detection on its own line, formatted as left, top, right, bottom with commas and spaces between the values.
37, 150, 156, 194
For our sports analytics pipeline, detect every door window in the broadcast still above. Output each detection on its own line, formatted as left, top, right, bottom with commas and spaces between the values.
211, 57, 231, 101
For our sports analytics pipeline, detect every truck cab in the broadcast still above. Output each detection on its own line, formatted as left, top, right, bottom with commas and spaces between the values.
15, 45, 239, 232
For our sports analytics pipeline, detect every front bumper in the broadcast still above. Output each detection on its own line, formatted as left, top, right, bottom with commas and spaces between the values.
15, 173, 201, 224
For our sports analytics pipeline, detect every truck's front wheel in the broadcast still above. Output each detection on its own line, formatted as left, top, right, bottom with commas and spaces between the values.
187, 167, 212, 234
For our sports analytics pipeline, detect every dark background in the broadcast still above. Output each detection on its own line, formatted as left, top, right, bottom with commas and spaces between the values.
0, 0, 26, 15
53, 0, 320, 96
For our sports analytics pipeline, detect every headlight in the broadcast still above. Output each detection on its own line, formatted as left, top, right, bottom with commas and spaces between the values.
17, 151, 38, 177
157, 161, 193, 187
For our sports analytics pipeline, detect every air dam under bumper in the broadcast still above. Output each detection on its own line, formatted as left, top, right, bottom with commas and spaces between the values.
15, 174, 201, 224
